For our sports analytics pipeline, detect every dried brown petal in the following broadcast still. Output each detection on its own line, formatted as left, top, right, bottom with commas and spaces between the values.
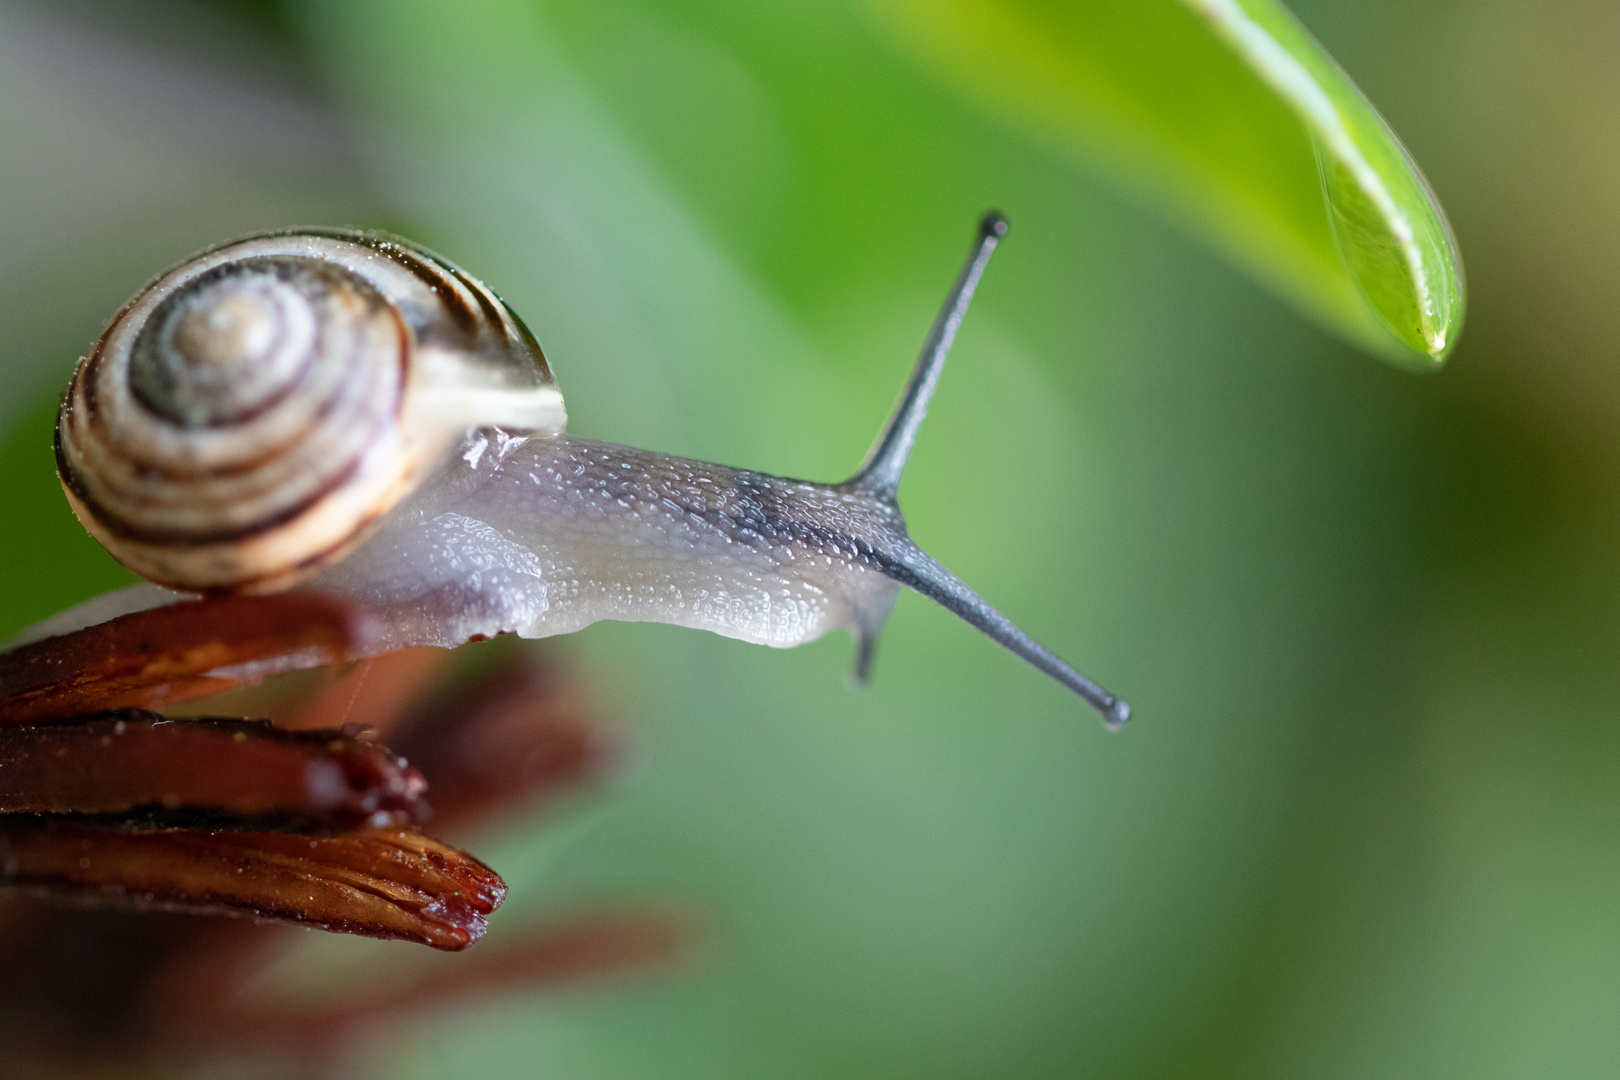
0, 710, 426, 827
0, 821, 503, 950
0, 593, 377, 725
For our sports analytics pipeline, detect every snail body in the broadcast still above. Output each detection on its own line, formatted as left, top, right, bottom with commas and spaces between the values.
45, 218, 1129, 727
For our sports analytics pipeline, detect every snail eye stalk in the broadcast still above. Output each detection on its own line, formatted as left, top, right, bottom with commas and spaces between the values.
851, 212, 1010, 500
849, 213, 1130, 730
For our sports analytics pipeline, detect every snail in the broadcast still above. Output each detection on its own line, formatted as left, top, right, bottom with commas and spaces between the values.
45, 214, 1130, 728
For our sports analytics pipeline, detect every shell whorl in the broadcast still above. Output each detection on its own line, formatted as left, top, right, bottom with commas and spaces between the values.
56, 231, 567, 594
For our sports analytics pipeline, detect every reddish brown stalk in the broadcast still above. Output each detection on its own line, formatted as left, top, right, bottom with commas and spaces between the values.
389, 647, 616, 835
0, 710, 426, 827
0, 821, 504, 950
0, 594, 378, 725
146, 909, 688, 1057
278, 647, 457, 734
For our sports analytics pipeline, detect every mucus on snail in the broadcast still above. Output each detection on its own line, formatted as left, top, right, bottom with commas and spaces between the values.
41, 214, 1129, 728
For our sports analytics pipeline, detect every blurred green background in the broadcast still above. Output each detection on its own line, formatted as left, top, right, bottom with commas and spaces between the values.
1, 0, 1616, 1076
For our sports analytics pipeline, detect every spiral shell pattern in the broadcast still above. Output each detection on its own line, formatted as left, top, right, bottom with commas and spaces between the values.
56, 231, 566, 593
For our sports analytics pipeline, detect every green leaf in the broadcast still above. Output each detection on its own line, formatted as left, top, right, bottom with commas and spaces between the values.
864, 0, 1464, 369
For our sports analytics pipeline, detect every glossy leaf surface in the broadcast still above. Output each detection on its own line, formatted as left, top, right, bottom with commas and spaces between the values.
866, 0, 1463, 367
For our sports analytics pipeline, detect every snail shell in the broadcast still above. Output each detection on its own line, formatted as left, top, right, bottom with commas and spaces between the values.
55, 231, 566, 594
